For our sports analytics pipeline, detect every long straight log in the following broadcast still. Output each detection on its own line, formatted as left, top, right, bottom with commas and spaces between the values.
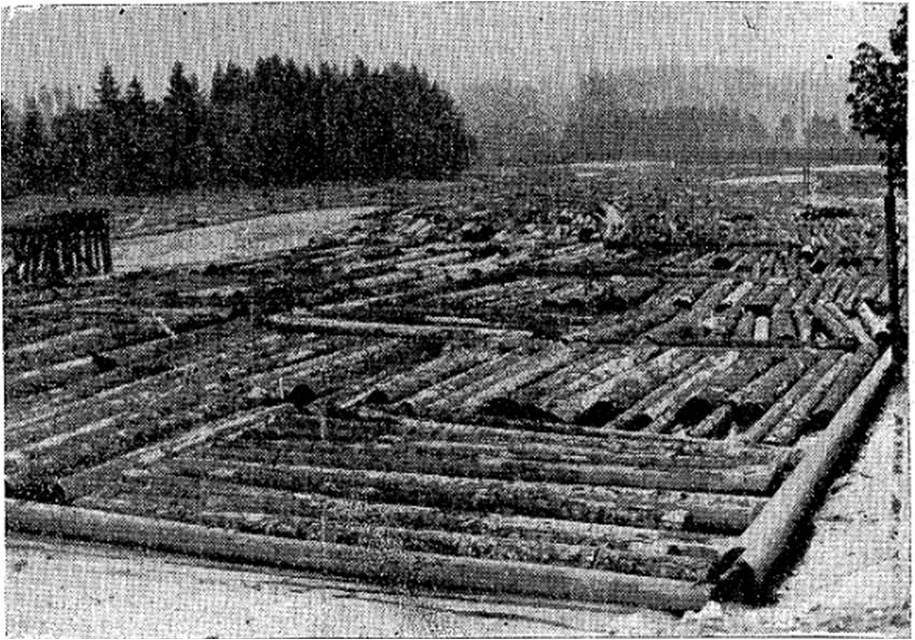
737, 351, 842, 445
808, 346, 878, 431
824, 302, 876, 350
534, 346, 660, 422
716, 349, 894, 601
169, 457, 766, 533
205, 436, 780, 495
641, 351, 741, 434
7, 499, 712, 610
362, 346, 497, 405
672, 352, 779, 428
605, 355, 718, 432
100, 470, 732, 556
80, 486, 715, 582
268, 312, 531, 340
573, 349, 702, 426
400, 348, 525, 415
729, 353, 812, 428
450, 343, 578, 419
255, 413, 797, 469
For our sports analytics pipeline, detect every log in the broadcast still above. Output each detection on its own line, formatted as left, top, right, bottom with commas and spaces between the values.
733, 311, 756, 341
810, 303, 853, 344
715, 349, 894, 601
362, 346, 497, 405
82, 489, 715, 582
6, 499, 712, 610
511, 346, 659, 422
672, 352, 778, 428
169, 457, 766, 533
98, 471, 731, 556
824, 301, 875, 350
572, 348, 702, 426
807, 346, 878, 432
639, 351, 740, 434
400, 348, 525, 415
794, 307, 813, 343
52, 405, 293, 500
729, 353, 811, 428
268, 312, 532, 340
606, 355, 717, 432
206, 436, 780, 495
450, 343, 578, 419
685, 405, 733, 439
857, 302, 890, 344
715, 281, 754, 313
737, 351, 842, 445
752, 316, 771, 342
254, 413, 797, 469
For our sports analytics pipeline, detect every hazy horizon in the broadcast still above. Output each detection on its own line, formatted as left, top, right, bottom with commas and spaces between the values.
1, 2, 902, 125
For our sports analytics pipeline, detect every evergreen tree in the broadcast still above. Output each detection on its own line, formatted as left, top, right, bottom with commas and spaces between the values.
2, 99, 21, 197
162, 60, 204, 189
18, 97, 49, 193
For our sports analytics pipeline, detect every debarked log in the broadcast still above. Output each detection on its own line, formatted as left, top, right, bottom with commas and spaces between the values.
6, 499, 713, 610
166, 457, 766, 533
714, 348, 894, 601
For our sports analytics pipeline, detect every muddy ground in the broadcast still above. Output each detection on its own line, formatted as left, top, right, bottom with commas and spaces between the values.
6, 380, 908, 638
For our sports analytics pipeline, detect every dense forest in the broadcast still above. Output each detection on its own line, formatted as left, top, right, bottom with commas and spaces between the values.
1, 56, 474, 197
2, 58, 881, 197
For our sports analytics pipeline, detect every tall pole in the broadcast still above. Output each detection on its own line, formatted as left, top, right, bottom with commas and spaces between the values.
883, 165, 902, 360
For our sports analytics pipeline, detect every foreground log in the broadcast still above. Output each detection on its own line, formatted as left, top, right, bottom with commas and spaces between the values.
715, 349, 894, 602
90, 471, 730, 557
248, 413, 798, 469
80, 488, 715, 582
168, 457, 766, 533
204, 436, 781, 495
53, 405, 292, 500
6, 499, 712, 610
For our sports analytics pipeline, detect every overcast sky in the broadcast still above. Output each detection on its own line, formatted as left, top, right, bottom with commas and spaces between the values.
0, 2, 902, 108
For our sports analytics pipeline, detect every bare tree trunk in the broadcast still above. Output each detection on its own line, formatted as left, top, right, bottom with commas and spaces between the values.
883, 185, 901, 359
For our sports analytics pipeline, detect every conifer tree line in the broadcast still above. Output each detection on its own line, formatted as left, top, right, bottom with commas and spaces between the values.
1, 56, 474, 197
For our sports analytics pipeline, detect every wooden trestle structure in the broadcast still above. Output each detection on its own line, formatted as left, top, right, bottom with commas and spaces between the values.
4, 208, 113, 283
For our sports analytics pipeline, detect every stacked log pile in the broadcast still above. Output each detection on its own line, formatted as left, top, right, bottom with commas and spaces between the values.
3, 171, 903, 610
